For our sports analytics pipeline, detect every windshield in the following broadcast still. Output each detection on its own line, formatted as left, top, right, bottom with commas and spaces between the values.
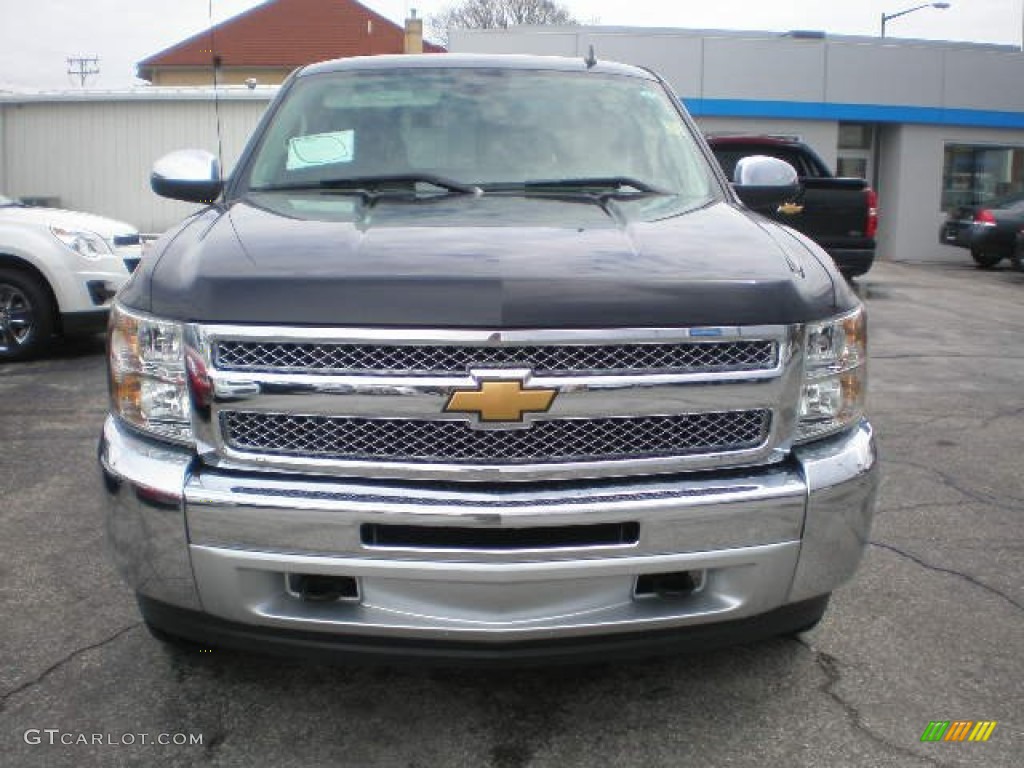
241, 67, 719, 202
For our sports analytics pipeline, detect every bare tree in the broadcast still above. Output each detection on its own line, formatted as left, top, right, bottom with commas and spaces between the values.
429, 0, 576, 47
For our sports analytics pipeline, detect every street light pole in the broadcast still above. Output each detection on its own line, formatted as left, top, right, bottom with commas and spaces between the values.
880, 2, 951, 38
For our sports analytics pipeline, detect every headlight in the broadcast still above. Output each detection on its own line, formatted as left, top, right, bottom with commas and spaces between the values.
108, 303, 192, 444
51, 226, 112, 259
796, 306, 867, 443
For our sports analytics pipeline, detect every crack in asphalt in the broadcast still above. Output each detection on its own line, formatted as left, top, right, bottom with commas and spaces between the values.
0, 622, 142, 713
881, 501, 965, 515
980, 404, 1024, 430
871, 541, 1024, 614
884, 457, 1024, 511
793, 637, 955, 768
872, 353, 1024, 360
199, 707, 228, 761
193, 659, 229, 762
870, 416, 983, 443
873, 405, 1024, 443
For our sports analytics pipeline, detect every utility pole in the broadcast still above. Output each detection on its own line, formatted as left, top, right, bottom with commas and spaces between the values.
66, 56, 100, 87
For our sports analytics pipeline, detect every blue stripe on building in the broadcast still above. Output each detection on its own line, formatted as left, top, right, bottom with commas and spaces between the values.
683, 98, 1024, 130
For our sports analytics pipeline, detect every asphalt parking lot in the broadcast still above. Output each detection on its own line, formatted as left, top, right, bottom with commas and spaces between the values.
1, 260, 1021, 767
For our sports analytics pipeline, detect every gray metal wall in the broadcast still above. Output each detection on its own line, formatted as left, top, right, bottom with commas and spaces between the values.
0, 93, 271, 233
452, 26, 1024, 112
453, 27, 1024, 264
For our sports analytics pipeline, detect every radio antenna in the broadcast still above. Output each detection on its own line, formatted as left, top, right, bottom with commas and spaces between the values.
209, 0, 225, 188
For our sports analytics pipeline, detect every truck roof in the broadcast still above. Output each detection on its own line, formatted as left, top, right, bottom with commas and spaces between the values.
299, 53, 658, 81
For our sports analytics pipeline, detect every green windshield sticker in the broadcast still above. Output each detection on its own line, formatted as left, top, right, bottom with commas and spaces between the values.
286, 130, 354, 170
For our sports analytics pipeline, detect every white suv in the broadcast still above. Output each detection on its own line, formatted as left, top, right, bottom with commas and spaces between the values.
0, 195, 139, 360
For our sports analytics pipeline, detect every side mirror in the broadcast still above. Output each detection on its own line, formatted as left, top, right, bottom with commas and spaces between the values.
732, 155, 800, 212
151, 150, 223, 204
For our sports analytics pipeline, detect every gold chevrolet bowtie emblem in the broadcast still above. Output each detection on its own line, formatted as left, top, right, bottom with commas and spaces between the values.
444, 379, 557, 423
777, 201, 804, 215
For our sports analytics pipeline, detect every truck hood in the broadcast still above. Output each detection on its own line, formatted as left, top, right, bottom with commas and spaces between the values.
139, 192, 842, 327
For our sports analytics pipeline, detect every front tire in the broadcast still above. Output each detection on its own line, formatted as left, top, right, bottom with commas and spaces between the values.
0, 268, 55, 361
144, 619, 204, 650
971, 247, 1003, 269
787, 593, 831, 634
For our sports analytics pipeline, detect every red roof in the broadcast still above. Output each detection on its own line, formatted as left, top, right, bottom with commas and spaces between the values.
137, 0, 443, 78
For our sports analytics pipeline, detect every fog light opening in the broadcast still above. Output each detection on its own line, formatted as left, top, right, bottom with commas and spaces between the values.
634, 570, 706, 600
87, 280, 118, 306
285, 573, 360, 603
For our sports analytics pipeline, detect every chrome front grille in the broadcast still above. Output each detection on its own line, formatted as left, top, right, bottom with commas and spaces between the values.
221, 410, 772, 464
214, 339, 777, 376
191, 324, 799, 481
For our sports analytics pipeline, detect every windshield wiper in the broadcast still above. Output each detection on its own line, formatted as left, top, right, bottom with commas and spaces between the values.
326, 174, 481, 195
482, 177, 669, 200
252, 174, 481, 197
526, 177, 667, 194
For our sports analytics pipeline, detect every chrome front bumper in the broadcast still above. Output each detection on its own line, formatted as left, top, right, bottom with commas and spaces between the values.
99, 417, 878, 646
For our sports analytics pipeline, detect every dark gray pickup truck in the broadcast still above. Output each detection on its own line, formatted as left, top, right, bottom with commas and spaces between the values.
99, 54, 877, 663
709, 136, 878, 278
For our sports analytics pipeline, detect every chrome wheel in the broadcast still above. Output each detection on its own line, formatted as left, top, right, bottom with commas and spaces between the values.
0, 269, 54, 361
0, 282, 35, 353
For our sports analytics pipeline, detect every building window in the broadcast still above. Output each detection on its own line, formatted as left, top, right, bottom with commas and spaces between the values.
837, 123, 874, 181
836, 157, 868, 178
942, 144, 1024, 211
838, 123, 873, 150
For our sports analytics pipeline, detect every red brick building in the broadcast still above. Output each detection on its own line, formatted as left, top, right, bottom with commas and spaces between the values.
137, 0, 443, 86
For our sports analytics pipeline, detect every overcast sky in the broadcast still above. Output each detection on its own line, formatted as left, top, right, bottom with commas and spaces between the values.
1, 0, 1021, 90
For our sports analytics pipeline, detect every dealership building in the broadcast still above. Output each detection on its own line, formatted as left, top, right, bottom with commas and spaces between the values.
1, 23, 1023, 265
